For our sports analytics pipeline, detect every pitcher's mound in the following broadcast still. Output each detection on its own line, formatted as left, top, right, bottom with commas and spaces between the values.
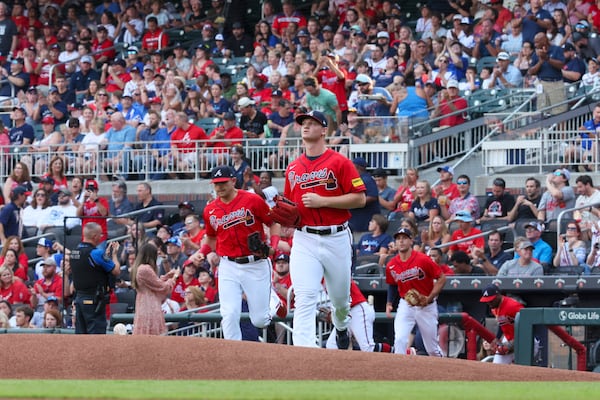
2, 335, 598, 381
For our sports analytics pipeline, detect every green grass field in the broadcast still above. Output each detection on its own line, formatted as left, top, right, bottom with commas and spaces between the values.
1, 380, 599, 399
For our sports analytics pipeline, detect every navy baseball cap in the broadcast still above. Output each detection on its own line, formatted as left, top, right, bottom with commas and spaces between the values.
41, 176, 55, 185
11, 186, 31, 196
211, 165, 235, 183
393, 228, 413, 240
178, 201, 195, 211
352, 157, 368, 168
295, 110, 328, 127
276, 253, 290, 262
480, 284, 500, 302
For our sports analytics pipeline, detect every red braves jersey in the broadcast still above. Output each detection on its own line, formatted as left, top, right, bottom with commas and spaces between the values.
393, 184, 415, 212
105, 72, 132, 93
171, 124, 207, 152
386, 250, 443, 298
34, 275, 63, 298
206, 126, 243, 152
142, 29, 169, 52
350, 281, 367, 307
0, 280, 31, 305
283, 149, 366, 226
273, 273, 292, 305
272, 12, 307, 35
91, 38, 116, 61
82, 198, 109, 242
449, 227, 484, 255
491, 296, 524, 341
203, 190, 274, 258
432, 183, 460, 201
317, 69, 348, 112
171, 277, 199, 304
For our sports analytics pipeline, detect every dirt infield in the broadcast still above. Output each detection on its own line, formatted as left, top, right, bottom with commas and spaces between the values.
3, 334, 599, 381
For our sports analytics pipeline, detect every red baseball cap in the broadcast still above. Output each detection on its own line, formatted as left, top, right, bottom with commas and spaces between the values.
41, 115, 55, 124
86, 179, 99, 191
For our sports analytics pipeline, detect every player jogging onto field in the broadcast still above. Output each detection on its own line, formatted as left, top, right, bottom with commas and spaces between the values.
283, 110, 366, 348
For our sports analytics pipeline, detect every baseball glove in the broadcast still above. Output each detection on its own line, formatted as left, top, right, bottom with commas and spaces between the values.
405, 288, 428, 307
247, 232, 270, 258
270, 195, 301, 227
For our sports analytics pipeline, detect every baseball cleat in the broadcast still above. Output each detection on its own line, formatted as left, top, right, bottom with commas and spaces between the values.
336, 329, 349, 350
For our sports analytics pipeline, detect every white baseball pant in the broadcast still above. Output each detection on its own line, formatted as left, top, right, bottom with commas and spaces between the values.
218, 257, 272, 340
493, 336, 514, 364
393, 298, 443, 357
326, 302, 376, 351
290, 228, 352, 347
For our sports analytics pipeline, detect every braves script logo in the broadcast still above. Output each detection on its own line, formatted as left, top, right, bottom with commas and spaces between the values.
209, 208, 255, 230
288, 168, 338, 191
390, 266, 426, 283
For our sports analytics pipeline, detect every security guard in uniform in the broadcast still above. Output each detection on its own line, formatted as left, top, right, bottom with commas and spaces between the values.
70, 222, 121, 334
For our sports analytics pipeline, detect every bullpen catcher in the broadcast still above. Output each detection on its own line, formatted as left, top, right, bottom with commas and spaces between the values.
480, 284, 524, 364
385, 228, 446, 356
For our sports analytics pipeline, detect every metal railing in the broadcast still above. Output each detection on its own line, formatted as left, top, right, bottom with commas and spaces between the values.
4, 82, 600, 184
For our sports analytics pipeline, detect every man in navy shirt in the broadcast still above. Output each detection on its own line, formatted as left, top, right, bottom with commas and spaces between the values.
69, 55, 100, 96
529, 32, 566, 115
521, 0, 553, 43
562, 43, 586, 84
0, 186, 28, 244
8, 106, 34, 146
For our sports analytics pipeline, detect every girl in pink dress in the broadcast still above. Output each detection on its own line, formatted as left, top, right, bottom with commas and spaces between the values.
131, 243, 179, 335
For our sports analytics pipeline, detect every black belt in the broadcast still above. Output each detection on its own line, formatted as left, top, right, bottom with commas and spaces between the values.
540, 78, 562, 82
225, 255, 265, 264
297, 224, 346, 235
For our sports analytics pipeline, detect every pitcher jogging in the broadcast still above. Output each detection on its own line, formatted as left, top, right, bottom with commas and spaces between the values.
283, 110, 366, 348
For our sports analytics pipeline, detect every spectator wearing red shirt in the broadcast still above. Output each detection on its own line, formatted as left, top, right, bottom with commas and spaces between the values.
141, 16, 168, 54
201, 111, 243, 170
249, 73, 272, 108
11, 1, 28, 34
92, 25, 116, 64
32, 256, 63, 311
181, 214, 205, 256
433, 79, 468, 128
171, 260, 199, 305
100, 58, 131, 93
41, 22, 58, 47
449, 210, 484, 258
171, 111, 207, 174
433, 165, 460, 205
317, 54, 349, 123
272, 0, 307, 39
77, 179, 109, 242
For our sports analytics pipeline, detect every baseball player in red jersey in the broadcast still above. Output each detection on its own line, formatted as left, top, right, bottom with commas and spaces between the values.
203, 165, 282, 341
480, 284, 524, 364
325, 281, 393, 352
385, 227, 447, 356
283, 110, 366, 348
